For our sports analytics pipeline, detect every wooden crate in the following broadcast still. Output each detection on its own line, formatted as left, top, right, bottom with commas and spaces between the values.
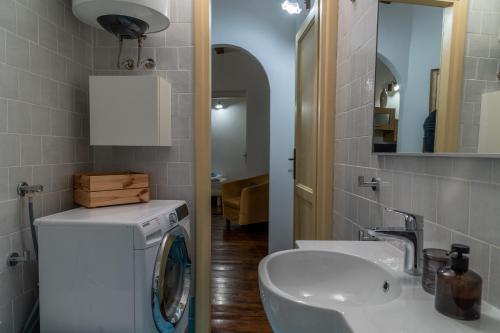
73, 172, 150, 208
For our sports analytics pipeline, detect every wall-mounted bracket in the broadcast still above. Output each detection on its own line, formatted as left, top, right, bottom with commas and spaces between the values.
357, 176, 381, 191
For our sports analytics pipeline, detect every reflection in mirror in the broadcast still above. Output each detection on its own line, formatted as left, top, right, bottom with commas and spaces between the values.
373, 2, 446, 153
371, 0, 500, 155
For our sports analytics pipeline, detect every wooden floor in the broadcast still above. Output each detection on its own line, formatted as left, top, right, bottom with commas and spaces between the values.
211, 215, 273, 333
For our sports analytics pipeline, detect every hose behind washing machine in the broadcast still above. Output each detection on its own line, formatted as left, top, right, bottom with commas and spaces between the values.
22, 196, 40, 333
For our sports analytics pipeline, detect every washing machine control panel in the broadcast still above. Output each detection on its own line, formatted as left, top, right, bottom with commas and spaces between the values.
168, 212, 178, 225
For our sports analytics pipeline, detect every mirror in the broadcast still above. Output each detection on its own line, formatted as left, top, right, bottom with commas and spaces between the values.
372, 0, 500, 155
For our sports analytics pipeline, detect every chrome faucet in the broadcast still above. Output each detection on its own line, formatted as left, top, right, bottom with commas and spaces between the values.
363, 208, 424, 276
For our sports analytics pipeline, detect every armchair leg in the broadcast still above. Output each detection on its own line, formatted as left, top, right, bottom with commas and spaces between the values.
226, 219, 231, 230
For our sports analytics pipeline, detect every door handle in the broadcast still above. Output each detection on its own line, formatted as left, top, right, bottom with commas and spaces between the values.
288, 149, 296, 180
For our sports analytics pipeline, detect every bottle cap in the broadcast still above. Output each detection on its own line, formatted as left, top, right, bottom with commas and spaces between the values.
449, 243, 470, 273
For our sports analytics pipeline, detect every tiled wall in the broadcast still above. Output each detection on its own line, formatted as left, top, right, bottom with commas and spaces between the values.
0, 0, 93, 330
91, 0, 195, 209
334, 0, 500, 308
460, 0, 500, 152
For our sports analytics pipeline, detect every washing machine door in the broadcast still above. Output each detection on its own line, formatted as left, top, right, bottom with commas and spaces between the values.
152, 225, 191, 333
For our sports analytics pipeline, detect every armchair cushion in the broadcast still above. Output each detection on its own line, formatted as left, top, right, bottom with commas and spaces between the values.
223, 196, 241, 209
222, 174, 269, 226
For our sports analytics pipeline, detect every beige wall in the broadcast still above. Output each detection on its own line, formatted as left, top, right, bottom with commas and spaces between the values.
334, 0, 500, 308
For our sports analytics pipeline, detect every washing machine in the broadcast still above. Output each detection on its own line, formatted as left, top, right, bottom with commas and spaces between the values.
35, 200, 192, 333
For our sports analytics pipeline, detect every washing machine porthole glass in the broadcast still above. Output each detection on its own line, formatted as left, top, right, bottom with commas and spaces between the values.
152, 225, 191, 332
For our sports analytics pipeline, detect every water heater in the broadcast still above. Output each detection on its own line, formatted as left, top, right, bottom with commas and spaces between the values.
72, 0, 171, 38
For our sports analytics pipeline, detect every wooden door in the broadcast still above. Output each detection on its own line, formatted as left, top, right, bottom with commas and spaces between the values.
294, 9, 319, 241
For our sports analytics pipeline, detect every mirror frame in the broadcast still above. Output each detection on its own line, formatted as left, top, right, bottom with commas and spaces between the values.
374, 0, 468, 154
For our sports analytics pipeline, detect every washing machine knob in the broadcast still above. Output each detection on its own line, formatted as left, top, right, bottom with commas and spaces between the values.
169, 212, 178, 224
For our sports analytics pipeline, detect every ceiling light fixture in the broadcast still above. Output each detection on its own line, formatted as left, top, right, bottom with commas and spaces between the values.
281, 0, 302, 14
214, 102, 224, 110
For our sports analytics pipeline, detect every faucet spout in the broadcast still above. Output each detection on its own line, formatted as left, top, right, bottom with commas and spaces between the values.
364, 209, 424, 276
366, 227, 423, 275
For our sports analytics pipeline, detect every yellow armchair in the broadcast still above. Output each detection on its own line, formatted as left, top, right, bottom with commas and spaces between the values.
222, 175, 269, 228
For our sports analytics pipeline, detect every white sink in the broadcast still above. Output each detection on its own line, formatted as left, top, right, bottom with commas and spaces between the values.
259, 241, 500, 333
263, 250, 401, 306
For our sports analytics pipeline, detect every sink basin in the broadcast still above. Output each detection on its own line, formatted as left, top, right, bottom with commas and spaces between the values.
259, 242, 500, 333
263, 250, 401, 306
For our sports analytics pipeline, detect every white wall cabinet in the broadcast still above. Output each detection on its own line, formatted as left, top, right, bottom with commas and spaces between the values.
89, 76, 172, 146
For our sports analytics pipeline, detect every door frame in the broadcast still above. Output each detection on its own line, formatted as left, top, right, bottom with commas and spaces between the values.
193, 0, 338, 331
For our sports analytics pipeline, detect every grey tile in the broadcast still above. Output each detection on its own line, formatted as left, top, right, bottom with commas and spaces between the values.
16, 3, 38, 42
481, 12, 500, 35
172, 0, 193, 23
178, 47, 193, 70
476, 58, 498, 81
42, 191, 60, 215
0, 134, 20, 167
0, 267, 22, 306
46, 0, 64, 26
463, 80, 486, 103
471, 0, 492, 10
0, 297, 12, 332
166, 70, 191, 93
489, 246, 500, 308
452, 158, 491, 182
39, 17, 57, 50
423, 157, 453, 177
63, 6, 80, 35
57, 28, 73, 58
40, 78, 59, 108
41, 136, 73, 164
437, 178, 469, 233
411, 174, 437, 222
51, 164, 71, 191
463, 57, 478, 80
470, 182, 500, 246
12, 290, 35, 332
31, 106, 51, 135
0, 30, 5, 63
9, 166, 32, 199
0, 99, 6, 132
156, 48, 178, 70
0, 200, 20, 234
0, 63, 18, 99
19, 71, 41, 104
7, 101, 31, 134
423, 221, 452, 249
493, 160, 500, 184
0, 168, 8, 201
167, 163, 191, 186
7, 27, 32, 66
29, 0, 47, 16
467, 11, 481, 34
467, 34, 490, 58
0, 0, 17, 33
164, 23, 193, 47
50, 110, 67, 136
33, 165, 51, 192
21, 135, 41, 165
30, 44, 52, 77
393, 172, 412, 212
